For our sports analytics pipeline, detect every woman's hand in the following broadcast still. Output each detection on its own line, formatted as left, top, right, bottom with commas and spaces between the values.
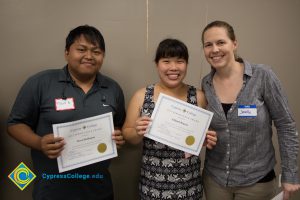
282, 182, 300, 200
203, 130, 217, 149
112, 129, 125, 149
135, 116, 152, 136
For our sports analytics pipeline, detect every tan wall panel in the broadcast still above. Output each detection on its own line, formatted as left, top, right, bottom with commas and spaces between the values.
1, 0, 299, 199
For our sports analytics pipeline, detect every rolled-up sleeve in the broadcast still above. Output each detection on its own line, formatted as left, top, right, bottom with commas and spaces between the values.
263, 68, 299, 184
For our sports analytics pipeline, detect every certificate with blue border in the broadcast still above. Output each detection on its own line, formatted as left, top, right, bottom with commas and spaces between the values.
53, 113, 117, 173
145, 93, 213, 156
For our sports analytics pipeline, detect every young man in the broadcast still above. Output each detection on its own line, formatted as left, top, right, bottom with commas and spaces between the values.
7, 25, 125, 200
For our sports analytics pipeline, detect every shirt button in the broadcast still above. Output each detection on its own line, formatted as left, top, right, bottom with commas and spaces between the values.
227, 151, 230, 155
226, 171, 230, 174
226, 166, 229, 169
227, 144, 230, 147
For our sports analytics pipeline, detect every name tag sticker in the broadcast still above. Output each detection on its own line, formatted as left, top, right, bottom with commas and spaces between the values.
55, 98, 75, 111
238, 105, 257, 118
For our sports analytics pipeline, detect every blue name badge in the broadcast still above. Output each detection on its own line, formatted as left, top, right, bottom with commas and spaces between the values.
238, 105, 257, 118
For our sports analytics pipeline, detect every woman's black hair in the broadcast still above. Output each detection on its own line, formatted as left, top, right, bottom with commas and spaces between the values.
154, 38, 189, 64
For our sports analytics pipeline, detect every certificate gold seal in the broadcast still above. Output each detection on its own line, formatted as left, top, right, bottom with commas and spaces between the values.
185, 136, 195, 146
97, 143, 107, 153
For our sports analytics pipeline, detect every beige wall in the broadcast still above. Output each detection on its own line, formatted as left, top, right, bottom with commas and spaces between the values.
1, 0, 299, 199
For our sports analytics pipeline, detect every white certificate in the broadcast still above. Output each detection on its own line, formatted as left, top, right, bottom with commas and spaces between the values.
53, 113, 117, 173
146, 93, 213, 156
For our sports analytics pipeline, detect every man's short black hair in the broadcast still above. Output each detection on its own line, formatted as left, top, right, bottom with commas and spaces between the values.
65, 25, 105, 52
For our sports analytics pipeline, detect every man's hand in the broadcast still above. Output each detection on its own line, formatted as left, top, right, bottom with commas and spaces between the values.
40, 134, 65, 159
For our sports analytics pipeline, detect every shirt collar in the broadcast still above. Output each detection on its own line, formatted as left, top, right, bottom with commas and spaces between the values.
58, 65, 109, 88
205, 59, 253, 86
243, 60, 253, 77
95, 72, 109, 88
58, 65, 72, 82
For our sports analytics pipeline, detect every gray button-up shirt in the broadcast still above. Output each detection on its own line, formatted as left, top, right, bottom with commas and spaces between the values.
202, 60, 299, 187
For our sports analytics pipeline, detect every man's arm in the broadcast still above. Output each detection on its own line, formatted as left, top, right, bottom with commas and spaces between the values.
7, 123, 64, 159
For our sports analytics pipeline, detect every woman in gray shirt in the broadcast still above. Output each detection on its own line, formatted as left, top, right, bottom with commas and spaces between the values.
201, 20, 300, 200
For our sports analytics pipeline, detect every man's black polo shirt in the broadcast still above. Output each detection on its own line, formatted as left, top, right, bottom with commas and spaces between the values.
8, 66, 126, 200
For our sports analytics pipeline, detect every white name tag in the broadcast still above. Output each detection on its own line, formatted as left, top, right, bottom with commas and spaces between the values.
238, 105, 257, 117
55, 98, 75, 111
